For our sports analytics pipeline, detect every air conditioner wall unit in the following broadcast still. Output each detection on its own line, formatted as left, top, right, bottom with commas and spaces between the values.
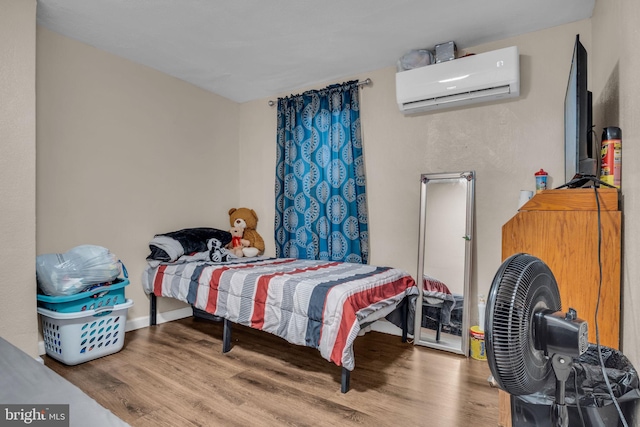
396, 46, 520, 114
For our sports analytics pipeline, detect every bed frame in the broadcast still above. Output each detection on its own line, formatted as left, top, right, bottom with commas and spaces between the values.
148, 294, 410, 393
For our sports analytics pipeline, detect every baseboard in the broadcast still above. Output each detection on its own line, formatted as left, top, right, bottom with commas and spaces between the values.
124, 306, 193, 332
38, 306, 194, 356
37, 309, 406, 356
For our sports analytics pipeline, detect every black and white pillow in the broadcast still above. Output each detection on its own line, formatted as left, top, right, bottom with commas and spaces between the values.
207, 238, 233, 262
147, 227, 232, 261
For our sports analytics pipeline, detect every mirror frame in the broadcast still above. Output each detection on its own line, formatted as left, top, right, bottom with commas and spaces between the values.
413, 171, 475, 355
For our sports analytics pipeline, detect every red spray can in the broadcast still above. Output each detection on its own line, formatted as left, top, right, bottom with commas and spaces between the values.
601, 127, 622, 188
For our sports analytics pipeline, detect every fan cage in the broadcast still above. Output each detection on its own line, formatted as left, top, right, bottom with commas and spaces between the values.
486, 254, 561, 396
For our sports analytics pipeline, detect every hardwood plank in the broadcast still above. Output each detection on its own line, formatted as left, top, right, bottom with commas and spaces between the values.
45, 317, 499, 426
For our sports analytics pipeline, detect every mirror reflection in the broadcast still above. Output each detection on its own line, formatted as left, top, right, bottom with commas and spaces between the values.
414, 171, 474, 355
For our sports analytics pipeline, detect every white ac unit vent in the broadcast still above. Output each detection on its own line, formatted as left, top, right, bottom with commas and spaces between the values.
396, 46, 520, 114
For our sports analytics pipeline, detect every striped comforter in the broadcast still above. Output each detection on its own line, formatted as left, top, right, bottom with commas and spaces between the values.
142, 257, 417, 370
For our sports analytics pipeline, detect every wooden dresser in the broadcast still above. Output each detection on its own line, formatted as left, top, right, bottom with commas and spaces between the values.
498, 188, 621, 427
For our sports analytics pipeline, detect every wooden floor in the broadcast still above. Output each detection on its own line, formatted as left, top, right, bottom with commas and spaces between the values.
44, 317, 499, 426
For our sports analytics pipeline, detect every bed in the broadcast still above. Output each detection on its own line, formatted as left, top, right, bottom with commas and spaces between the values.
141, 228, 418, 393
386, 274, 464, 340
422, 274, 464, 338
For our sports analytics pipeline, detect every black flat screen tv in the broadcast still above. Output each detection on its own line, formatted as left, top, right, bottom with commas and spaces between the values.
564, 34, 594, 184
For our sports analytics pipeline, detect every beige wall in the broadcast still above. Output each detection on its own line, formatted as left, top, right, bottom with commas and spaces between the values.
0, 0, 38, 356
3, 1, 639, 383
590, 0, 640, 380
423, 179, 468, 296
617, 0, 640, 372
36, 28, 240, 322
239, 20, 592, 329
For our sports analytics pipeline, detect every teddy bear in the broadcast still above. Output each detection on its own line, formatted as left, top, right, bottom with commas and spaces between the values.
228, 207, 265, 257
227, 226, 250, 257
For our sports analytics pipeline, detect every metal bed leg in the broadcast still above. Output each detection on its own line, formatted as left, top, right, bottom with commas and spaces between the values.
222, 318, 232, 353
401, 296, 408, 343
150, 294, 157, 326
341, 367, 350, 393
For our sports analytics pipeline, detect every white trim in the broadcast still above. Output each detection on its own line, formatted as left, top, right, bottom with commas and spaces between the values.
38, 306, 194, 356
124, 306, 192, 332
38, 308, 406, 356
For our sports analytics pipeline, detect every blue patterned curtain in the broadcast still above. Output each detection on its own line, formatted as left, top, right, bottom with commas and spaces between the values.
275, 80, 368, 263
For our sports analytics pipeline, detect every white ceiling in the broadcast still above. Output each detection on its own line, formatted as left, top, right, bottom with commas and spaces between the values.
36, 0, 595, 103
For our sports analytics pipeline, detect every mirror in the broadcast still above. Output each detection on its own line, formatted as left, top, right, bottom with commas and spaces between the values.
414, 171, 475, 355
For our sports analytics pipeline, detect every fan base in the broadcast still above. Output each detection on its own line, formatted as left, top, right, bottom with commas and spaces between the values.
511, 395, 630, 427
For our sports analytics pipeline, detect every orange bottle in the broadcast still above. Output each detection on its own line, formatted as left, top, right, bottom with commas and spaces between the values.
601, 127, 622, 188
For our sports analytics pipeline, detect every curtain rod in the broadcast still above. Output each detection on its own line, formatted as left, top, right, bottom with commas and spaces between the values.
267, 78, 372, 106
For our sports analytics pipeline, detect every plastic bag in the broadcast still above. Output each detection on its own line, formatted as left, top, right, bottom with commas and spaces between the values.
36, 245, 122, 296
572, 344, 640, 407
520, 344, 640, 407
397, 49, 434, 72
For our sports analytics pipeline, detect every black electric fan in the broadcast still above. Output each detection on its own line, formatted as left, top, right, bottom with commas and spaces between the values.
485, 253, 589, 427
